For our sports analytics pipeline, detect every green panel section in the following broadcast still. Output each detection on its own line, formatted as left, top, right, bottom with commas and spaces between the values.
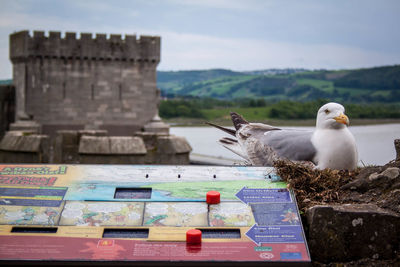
150, 180, 286, 200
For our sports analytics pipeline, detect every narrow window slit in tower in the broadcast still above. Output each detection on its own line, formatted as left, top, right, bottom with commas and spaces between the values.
119, 84, 122, 100
62, 82, 66, 99
91, 84, 94, 100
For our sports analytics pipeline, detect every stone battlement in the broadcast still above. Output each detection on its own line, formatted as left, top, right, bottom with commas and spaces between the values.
10, 30, 160, 62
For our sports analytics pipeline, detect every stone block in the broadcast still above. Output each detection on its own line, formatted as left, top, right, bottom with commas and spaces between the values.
79, 136, 110, 154
0, 131, 49, 163
306, 204, 400, 262
79, 136, 146, 155
110, 136, 146, 155
0, 131, 48, 152
156, 135, 192, 154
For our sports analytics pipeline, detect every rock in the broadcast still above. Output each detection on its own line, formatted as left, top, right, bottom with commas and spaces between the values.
342, 166, 400, 193
379, 189, 400, 214
395, 139, 400, 161
381, 167, 400, 180
306, 204, 400, 263
341, 178, 369, 192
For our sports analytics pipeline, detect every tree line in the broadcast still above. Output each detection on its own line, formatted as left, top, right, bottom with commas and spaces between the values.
159, 97, 400, 120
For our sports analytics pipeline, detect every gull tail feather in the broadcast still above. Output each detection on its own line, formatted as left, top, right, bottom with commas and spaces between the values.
230, 112, 249, 130
218, 137, 248, 160
205, 122, 236, 136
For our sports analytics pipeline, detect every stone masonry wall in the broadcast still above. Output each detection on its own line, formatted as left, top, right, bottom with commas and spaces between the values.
10, 31, 161, 136
0, 84, 15, 137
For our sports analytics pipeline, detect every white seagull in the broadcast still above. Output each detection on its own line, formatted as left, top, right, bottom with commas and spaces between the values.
207, 102, 358, 170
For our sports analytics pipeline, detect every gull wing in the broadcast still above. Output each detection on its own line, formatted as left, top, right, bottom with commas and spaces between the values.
261, 129, 316, 162
237, 125, 316, 165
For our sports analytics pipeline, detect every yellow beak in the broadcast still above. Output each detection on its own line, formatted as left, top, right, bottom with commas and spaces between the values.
334, 113, 349, 125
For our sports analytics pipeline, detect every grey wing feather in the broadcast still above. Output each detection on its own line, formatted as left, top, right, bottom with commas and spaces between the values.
243, 138, 277, 166
235, 123, 282, 166
238, 123, 280, 139
261, 129, 316, 161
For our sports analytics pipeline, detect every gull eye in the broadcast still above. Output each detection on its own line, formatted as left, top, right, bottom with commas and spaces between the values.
324, 109, 330, 114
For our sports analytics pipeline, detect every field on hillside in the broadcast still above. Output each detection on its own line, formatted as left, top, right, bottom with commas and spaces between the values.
158, 66, 400, 104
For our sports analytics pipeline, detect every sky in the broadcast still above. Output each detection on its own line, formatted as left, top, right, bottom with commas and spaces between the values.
0, 0, 399, 79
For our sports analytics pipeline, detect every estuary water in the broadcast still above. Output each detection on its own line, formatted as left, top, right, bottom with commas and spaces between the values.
171, 124, 400, 166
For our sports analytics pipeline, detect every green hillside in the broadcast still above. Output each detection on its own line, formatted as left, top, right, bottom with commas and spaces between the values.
157, 65, 400, 103
157, 69, 244, 97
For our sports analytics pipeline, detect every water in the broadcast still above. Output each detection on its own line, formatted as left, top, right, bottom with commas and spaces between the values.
171, 124, 400, 166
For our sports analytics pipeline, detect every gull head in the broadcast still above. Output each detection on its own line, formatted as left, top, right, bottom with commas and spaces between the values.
316, 102, 350, 130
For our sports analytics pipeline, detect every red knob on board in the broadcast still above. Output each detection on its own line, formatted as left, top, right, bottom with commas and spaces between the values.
186, 229, 202, 244
206, 191, 220, 204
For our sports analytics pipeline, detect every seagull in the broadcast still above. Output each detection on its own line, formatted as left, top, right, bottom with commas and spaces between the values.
207, 102, 358, 170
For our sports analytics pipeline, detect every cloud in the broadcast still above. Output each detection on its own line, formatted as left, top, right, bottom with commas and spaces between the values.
1, 28, 398, 79
157, 31, 399, 71
165, 0, 265, 11
0, 0, 399, 79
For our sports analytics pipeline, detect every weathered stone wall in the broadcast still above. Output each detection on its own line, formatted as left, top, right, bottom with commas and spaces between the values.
135, 132, 192, 164
53, 129, 108, 163
10, 30, 160, 136
0, 130, 192, 165
50, 130, 191, 165
0, 84, 15, 137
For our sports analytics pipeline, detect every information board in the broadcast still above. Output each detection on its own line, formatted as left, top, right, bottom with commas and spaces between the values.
0, 164, 310, 265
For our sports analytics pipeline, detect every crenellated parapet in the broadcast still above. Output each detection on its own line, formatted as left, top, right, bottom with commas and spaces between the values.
9, 30, 160, 62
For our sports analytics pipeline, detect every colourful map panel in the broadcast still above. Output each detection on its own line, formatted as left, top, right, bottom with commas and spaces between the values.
209, 202, 255, 227
0, 186, 67, 207
0, 165, 311, 265
143, 202, 208, 227
0, 204, 64, 225
59, 201, 144, 227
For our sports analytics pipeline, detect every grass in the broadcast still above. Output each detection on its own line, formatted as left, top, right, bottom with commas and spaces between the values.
188, 75, 256, 97
335, 87, 372, 96
296, 78, 335, 92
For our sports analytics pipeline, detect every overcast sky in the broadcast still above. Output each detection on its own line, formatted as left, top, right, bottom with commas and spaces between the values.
0, 0, 399, 79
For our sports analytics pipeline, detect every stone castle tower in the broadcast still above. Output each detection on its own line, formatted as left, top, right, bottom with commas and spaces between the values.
10, 30, 161, 135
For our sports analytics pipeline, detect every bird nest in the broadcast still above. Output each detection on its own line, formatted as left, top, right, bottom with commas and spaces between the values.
274, 160, 359, 213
